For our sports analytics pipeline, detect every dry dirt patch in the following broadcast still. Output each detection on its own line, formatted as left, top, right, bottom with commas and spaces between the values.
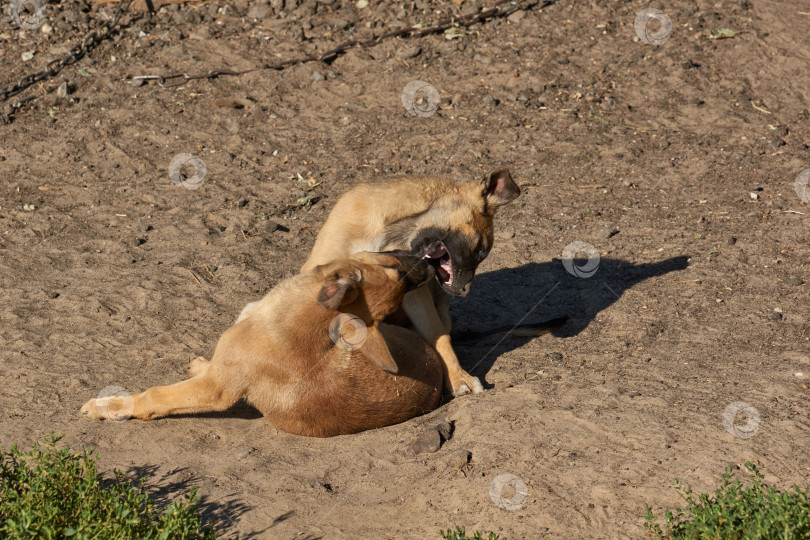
1, 0, 809, 537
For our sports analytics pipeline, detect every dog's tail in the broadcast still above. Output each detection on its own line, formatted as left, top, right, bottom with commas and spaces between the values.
451, 316, 568, 343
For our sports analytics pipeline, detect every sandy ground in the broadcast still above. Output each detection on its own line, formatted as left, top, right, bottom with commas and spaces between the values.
1, 0, 809, 537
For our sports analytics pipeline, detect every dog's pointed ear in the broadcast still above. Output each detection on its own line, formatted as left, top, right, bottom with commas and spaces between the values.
358, 325, 398, 374
481, 168, 520, 210
317, 268, 362, 310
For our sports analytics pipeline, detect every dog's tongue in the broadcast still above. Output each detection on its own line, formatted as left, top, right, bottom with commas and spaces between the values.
424, 241, 453, 284
425, 242, 447, 259
440, 259, 453, 283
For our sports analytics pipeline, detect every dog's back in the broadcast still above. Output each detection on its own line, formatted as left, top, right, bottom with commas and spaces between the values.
266, 323, 442, 437
301, 175, 479, 271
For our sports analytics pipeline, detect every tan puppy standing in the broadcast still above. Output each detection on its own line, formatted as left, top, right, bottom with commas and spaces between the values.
302, 169, 521, 396
81, 252, 443, 437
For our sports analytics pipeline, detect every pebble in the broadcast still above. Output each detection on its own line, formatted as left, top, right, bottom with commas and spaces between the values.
213, 98, 244, 109
426, 419, 453, 441
445, 449, 471, 470
596, 226, 619, 239
408, 429, 441, 454
481, 94, 499, 107
397, 45, 421, 59
461, 3, 479, 16
190, 26, 212, 40
507, 10, 525, 23
785, 276, 803, 286
184, 10, 202, 24
247, 2, 273, 19
57, 82, 70, 98
311, 71, 324, 81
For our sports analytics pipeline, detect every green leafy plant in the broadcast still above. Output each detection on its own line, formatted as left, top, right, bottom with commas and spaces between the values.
439, 526, 499, 540
0, 435, 215, 539
645, 462, 810, 538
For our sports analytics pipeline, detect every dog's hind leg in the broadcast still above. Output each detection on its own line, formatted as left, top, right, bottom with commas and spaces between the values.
80, 371, 242, 421
188, 356, 210, 378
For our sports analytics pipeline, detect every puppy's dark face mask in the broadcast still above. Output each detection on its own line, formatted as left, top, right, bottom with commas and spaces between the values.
411, 226, 492, 297
382, 169, 520, 297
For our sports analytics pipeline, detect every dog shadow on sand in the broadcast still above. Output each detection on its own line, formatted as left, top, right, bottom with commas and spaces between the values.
449, 256, 690, 384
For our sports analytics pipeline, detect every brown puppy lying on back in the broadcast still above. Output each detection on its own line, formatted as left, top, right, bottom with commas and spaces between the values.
80, 252, 442, 437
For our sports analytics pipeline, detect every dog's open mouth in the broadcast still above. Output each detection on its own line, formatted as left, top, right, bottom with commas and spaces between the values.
423, 241, 453, 286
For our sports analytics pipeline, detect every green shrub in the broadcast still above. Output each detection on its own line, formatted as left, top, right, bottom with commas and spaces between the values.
0, 435, 215, 539
645, 462, 810, 539
439, 526, 499, 540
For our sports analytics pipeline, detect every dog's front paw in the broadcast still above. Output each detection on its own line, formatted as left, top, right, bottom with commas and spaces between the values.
80, 396, 133, 421
451, 373, 484, 397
